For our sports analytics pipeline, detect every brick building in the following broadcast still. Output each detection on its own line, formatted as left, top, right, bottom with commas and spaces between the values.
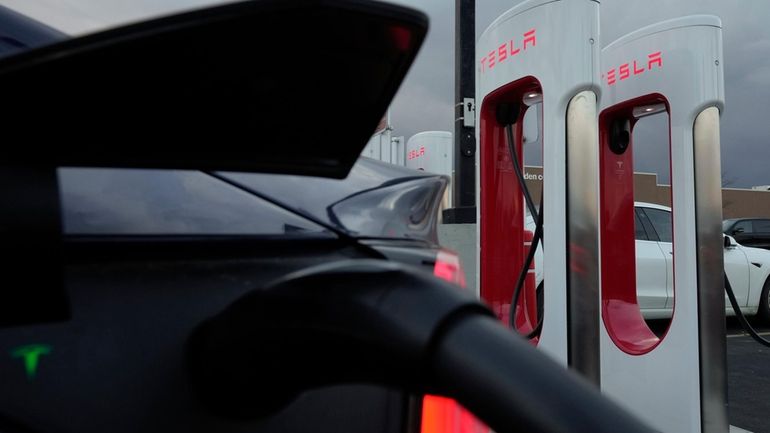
522, 166, 770, 219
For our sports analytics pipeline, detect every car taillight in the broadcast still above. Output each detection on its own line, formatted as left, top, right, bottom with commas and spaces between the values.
421, 396, 488, 433
433, 250, 467, 288
423, 251, 486, 433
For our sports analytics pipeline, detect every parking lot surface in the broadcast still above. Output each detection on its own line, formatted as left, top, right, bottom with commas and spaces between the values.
648, 318, 770, 432
727, 318, 770, 433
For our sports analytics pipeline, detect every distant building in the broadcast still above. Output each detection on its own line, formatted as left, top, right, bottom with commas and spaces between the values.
523, 166, 770, 219
360, 111, 406, 166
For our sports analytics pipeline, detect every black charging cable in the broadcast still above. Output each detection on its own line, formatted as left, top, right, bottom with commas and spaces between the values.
507, 174, 543, 337
725, 273, 770, 348
497, 104, 544, 338
504, 116, 539, 225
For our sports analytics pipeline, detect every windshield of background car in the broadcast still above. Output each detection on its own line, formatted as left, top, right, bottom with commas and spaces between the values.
221, 157, 447, 242
733, 220, 753, 234
59, 168, 332, 237
723, 219, 736, 232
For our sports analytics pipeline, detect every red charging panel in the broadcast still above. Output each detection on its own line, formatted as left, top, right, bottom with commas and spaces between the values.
479, 77, 541, 337
599, 94, 670, 355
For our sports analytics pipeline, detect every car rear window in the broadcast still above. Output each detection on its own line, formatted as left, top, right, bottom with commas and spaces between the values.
59, 168, 330, 236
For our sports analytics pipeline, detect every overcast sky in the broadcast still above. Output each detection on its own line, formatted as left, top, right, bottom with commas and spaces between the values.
385, 0, 770, 188
3, 0, 769, 187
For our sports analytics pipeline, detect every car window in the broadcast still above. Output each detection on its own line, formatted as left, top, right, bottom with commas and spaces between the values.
59, 168, 330, 236
733, 220, 753, 234
641, 208, 673, 243
636, 208, 659, 241
722, 220, 735, 232
753, 220, 770, 233
634, 211, 648, 240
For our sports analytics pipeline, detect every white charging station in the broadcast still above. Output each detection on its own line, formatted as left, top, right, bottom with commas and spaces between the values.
598, 16, 727, 433
476, 0, 601, 380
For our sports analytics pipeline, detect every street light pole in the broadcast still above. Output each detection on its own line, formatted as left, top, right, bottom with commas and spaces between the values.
444, 0, 476, 224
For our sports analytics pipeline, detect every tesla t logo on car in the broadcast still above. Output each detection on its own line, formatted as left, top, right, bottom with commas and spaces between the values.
480, 29, 536, 74
10, 344, 52, 380
604, 51, 663, 86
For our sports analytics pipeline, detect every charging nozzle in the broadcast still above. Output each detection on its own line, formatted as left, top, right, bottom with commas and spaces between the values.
496, 102, 520, 126
187, 259, 653, 433
188, 260, 492, 419
609, 118, 631, 155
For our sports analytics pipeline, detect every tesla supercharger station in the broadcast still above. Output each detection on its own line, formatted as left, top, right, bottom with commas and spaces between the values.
599, 17, 726, 433
476, 0, 601, 379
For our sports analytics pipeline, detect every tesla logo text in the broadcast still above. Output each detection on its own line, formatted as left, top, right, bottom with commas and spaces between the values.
614, 160, 626, 180
480, 29, 536, 74
408, 146, 425, 160
10, 344, 52, 380
604, 51, 662, 86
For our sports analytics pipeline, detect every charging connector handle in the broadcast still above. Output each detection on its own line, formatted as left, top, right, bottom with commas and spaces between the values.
434, 314, 652, 433
188, 259, 653, 432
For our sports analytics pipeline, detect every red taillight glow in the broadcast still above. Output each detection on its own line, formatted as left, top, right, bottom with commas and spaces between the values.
425, 252, 486, 432
433, 250, 467, 288
421, 395, 488, 433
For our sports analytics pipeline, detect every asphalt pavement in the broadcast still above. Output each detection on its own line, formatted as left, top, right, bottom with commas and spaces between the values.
647, 317, 770, 432
726, 317, 770, 433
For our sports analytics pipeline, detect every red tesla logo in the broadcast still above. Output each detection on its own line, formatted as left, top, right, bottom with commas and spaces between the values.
604, 51, 662, 86
408, 146, 425, 160
480, 29, 536, 74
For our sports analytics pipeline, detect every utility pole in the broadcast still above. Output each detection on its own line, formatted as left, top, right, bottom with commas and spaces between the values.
443, 0, 476, 224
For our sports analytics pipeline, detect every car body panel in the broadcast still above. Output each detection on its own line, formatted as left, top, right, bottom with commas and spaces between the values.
0, 3, 436, 430
657, 240, 674, 309
0, 4, 64, 57
635, 240, 668, 309
724, 239, 750, 307
741, 241, 770, 310
0, 0, 427, 179
0, 243, 413, 433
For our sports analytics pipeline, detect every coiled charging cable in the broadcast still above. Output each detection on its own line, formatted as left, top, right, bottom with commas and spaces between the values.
501, 117, 544, 339
725, 273, 770, 347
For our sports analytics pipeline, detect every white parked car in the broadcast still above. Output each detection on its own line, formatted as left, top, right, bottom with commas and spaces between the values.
528, 202, 770, 321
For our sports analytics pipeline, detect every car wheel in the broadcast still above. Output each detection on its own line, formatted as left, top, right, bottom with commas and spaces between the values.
759, 277, 770, 323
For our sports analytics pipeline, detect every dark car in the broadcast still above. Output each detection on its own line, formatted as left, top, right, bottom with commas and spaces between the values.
0, 2, 649, 433
723, 218, 770, 250
59, 157, 463, 284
